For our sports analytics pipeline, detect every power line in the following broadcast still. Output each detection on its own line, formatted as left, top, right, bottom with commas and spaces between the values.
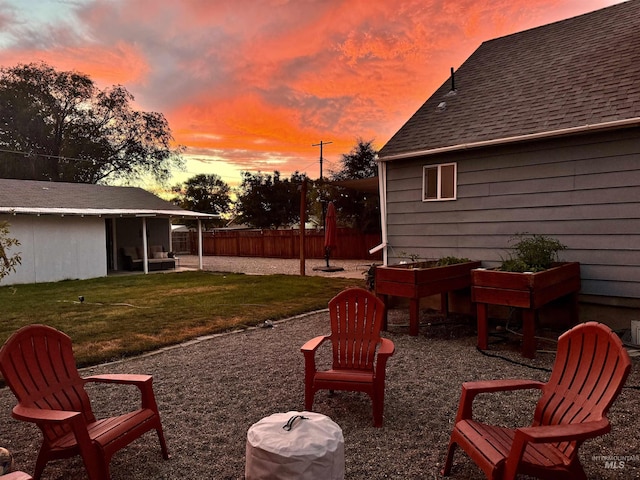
0, 147, 101, 164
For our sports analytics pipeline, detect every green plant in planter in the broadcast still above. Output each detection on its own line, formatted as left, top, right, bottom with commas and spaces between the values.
398, 251, 421, 262
436, 256, 472, 266
500, 233, 567, 272
364, 263, 379, 291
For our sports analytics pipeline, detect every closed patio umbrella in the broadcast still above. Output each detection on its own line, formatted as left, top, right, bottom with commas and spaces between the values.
324, 201, 337, 267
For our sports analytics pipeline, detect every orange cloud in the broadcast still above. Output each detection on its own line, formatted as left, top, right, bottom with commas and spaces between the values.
0, 0, 626, 188
0, 42, 149, 87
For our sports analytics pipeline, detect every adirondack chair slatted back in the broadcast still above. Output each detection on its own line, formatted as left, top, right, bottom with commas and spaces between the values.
534, 322, 631, 458
0, 325, 95, 444
328, 288, 384, 372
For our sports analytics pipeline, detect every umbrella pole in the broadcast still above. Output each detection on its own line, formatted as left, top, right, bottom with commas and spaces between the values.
325, 247, 330, 267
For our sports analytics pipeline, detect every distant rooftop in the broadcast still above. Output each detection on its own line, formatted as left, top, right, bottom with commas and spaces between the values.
0, 178, 215, 218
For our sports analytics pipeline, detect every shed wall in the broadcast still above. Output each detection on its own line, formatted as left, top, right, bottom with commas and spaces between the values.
0, 215, 107, 286
384, 128, 640, 299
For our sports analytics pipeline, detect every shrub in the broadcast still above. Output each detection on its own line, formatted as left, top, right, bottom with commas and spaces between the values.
0, 221, 21, 280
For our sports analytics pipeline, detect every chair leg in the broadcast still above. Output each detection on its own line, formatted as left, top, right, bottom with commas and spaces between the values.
33, 448, 48, 480
82, 456, 110, 480
74, 434, 109, 480
372, 380, 387, 427
441, 439, 457, 476
304, 386, 315, 411
371, 392, 384, 427
156, 425, 170, 459
567, 458, 588, 480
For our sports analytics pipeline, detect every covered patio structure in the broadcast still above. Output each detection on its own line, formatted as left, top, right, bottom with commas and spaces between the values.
0, 178, 216, 285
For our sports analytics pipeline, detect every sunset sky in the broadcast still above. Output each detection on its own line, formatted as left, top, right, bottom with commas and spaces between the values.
0, 0, 628, 190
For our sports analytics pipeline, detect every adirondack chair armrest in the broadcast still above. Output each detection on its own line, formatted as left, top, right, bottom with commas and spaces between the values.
377, 338, 395, 357
12, 404, 82, 424
375, 338, 395, 377
376, 338, 396, 368
515, 418, 611, 444
85, 374, 160, 410
85, 373, 152, 385
301, 335, 329, 354
503, 418, 612, 478
455, 379, 545, 422
301, 335, 329, 374
13, 404, 95, 457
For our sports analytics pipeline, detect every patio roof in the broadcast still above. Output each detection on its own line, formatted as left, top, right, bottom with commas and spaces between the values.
0, 178, 216, 219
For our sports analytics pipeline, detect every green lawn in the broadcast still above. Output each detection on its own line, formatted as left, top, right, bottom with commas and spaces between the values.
0, 271, 361, 367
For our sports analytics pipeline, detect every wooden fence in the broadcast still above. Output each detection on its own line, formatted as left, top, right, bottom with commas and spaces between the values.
175, 228, 382, 260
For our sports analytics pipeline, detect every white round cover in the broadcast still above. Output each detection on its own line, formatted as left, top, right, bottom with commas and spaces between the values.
245, 411, 345, 480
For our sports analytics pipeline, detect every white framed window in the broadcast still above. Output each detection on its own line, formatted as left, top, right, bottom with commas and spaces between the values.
422, 162, 457, 201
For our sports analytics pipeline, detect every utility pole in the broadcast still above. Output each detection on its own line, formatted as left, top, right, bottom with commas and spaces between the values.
312, 140, 332, 179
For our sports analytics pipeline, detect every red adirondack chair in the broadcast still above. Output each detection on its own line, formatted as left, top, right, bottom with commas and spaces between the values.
442, 321, 632, 480
301, 287, 395, 427
0, 325, 169, 480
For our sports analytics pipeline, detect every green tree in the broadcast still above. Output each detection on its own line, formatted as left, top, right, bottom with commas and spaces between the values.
328, 138, 380, 232
235, 171, 307, 229
331, 138, 378, 181
0, 220, 21, 281
171, 174, 231, 228
0, 62, 183, 184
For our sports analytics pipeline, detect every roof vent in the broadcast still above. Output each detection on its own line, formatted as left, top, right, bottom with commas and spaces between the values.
437, 102, 447, 112
450, 67, 456, 92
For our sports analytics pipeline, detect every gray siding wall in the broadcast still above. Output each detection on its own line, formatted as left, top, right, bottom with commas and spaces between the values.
384, 127, 640, 299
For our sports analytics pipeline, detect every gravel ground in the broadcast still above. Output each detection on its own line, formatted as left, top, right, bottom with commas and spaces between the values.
0, 257, 638, 479
176, 255, 373, 280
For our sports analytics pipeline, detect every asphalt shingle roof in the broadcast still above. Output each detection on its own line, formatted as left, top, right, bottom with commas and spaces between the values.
379, 0, 640, 159
0, 178, 211, 217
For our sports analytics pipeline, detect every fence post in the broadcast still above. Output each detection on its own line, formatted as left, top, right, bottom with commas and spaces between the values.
300, 179, 307, 275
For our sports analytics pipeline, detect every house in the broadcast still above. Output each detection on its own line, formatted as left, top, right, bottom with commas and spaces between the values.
0, 178, 215, 285
376, 1, 640, 323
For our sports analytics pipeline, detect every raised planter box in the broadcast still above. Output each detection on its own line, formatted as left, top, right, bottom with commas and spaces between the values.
472, 262, 581, 358
375, 260, 481, 336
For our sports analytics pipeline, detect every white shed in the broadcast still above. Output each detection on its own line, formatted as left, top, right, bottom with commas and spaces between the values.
0, 179, 215, 285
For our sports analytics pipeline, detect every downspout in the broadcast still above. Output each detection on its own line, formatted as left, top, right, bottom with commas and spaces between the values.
369, 158, 388, 265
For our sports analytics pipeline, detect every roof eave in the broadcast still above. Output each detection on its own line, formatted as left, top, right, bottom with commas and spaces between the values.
379, 117, 640, 162
0, 207, 219, 219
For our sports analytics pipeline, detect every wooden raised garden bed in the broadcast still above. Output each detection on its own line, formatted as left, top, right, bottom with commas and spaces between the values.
375, 260, 481, 336
472, 262, 581, 358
